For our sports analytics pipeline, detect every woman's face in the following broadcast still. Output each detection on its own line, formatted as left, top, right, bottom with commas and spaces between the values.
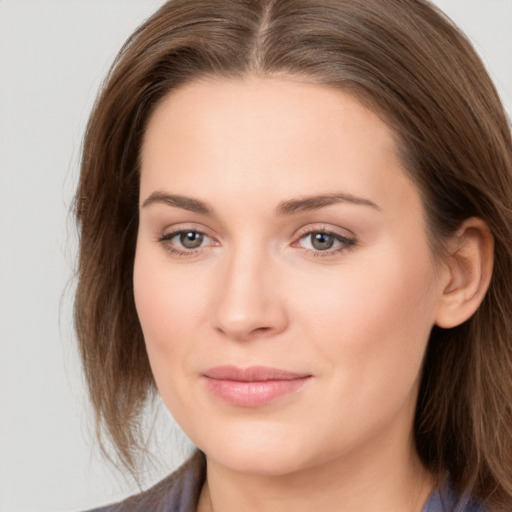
134, 77, 446, 475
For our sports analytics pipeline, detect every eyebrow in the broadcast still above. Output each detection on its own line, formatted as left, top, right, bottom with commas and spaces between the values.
276, 193, 381, 215
141, 191, 381, 216
142, 191, 212, 215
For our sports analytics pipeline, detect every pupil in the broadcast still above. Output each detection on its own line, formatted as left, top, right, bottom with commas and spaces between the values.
180, 232, 203, 249
312, 233, 334, 250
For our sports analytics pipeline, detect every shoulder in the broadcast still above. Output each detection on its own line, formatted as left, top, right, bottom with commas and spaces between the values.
423, 479, 489, 512
83, 450, 206, 512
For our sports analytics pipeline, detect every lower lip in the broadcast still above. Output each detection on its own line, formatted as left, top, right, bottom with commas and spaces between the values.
204, 377, 311, 407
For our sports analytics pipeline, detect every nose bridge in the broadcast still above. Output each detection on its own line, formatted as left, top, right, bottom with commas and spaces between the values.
213, 238, 287, 340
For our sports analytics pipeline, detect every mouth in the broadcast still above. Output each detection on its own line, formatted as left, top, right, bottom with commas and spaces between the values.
202, 365, 312, 407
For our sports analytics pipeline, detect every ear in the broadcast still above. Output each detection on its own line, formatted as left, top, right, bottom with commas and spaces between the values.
434, 217, 494, 329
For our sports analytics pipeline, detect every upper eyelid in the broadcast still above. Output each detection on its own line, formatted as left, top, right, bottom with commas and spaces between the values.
293, 223, 356, 240
159, 223, 215, 238
159, 229, 214, 244
158, 224, 352, 236
294, 231, 355, 248
157, 224, 355, 240
299, 230, 353, 241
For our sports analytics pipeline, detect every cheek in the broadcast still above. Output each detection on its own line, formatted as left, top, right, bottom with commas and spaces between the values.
133, 246, 207, 434
133, 239, 212, 341
133, 245, 201, 379
297, 240, 438, 406
133, 263, 176, 354
283, 248, 438, 457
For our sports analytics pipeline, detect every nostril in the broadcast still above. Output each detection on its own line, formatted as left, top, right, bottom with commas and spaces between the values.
253, 326, 271, 334
215, 323, 273, 341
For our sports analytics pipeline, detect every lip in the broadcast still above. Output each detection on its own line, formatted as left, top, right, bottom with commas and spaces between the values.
202, 365, 312, 407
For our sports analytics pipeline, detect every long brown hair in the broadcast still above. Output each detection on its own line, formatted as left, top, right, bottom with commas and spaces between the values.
74, 0, 512, 508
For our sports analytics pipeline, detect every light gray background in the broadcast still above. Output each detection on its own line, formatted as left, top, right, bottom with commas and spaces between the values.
0, 1, 511, 511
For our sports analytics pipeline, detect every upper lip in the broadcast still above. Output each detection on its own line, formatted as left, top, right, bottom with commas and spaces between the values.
203, 365, 311, 382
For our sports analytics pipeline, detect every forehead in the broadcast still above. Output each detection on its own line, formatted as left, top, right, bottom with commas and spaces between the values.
139, 76, 419, 218
142, 76, 398, 163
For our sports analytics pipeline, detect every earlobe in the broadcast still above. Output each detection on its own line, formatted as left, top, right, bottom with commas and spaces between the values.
434, 218, 494, 329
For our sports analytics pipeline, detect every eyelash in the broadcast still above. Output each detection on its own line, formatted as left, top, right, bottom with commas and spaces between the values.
157, 229, 215, 258
157, 227, 357, 258
293, 228, 356, 257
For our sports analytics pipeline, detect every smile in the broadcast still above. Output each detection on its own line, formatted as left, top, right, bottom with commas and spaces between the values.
202, 366, 312, 407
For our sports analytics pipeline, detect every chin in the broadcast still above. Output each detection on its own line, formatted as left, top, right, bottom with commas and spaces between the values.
192, 422, 318, 476
209, 446, 307, 476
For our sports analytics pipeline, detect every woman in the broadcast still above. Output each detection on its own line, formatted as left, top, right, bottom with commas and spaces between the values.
75, 0, 512, 511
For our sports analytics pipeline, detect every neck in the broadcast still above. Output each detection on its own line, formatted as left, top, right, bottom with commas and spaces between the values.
197, 427, 436, 512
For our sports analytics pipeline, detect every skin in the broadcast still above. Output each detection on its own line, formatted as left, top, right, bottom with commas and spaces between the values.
134, 76, 467, 512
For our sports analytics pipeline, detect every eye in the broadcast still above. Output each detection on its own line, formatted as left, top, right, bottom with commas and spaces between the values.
178, 231, 205, 249
296, 230, 356, 255
309, 232, 337, 251
158, 229, 214, 255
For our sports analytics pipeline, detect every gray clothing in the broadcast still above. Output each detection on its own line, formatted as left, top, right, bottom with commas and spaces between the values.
85, 451, 487, 512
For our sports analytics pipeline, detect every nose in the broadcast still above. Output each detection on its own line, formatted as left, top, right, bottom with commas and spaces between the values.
212, 244, 288, 341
